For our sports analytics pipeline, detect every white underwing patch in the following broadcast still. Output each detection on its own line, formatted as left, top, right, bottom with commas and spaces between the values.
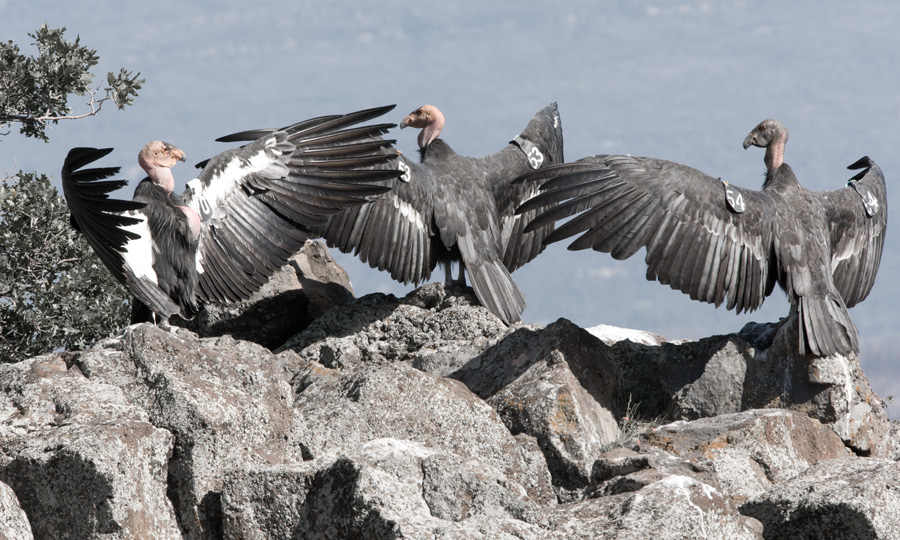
120, 209, 158, 283
393, 195, 426, 231
187, 136, 282, 221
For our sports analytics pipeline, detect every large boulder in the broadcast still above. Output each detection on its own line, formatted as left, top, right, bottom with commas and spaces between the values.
452, 321, 621, 501
591, 317, 893, 457
742, 457, 900, 540
0, 481, 33, 540
741, 315, 892, 457
293, 360, 556, 505
641, 409, 850, 503
76, 326, 301, 540
0, 354, 179, 539
549, 475, 764, 540
222, 438, 548, 539
177, 240, 355, 349
586, 445, 720, 498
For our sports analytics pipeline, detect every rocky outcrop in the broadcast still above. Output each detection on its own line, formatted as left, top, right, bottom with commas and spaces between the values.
742, 457, 900, 540
0, 480, 33, 540
2, 274, 898, 539
641, 409, 850, 504
579, 314, 893, 457
175, 240, 355, 349
78, 330, 300, 539
0, 354, 179, 539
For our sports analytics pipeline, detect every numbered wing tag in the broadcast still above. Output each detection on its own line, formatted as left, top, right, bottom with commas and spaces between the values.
722, 180, 745, 214
511, 136, 544, 169
847, 179, 879, 218
398, 160, 411, 183
186, 178, 214, 222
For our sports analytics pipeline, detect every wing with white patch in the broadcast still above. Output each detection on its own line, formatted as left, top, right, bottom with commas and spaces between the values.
520, 154, 779, 314
317, 153, 439, 285
823, 156, 888, 308
61, 147, 180, 317
181, 105, 403, 304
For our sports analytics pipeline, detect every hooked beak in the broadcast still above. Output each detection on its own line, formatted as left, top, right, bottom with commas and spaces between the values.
742, 133, 755, 150
163, 141, 186, 162
400, 108, 425, 130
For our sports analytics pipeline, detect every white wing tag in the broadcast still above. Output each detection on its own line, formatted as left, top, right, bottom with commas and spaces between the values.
722, 180, 745, 213
186, 178, 214, 222
511, 136, 544, 169
398, 160, 411, 183
848, 180, 879, 218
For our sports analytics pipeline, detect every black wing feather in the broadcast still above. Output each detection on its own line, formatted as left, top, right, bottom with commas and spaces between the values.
318, 153, 438, 285
525, 154, 778, 314
61, 147, 179, 317
184, 106, 403, 304
823, 157, 888, 308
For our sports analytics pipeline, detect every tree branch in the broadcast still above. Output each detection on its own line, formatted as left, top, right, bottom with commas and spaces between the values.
0, 86, 111, 127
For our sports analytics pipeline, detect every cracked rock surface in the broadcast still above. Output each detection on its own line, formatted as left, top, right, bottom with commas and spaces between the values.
3, 276, 898, 539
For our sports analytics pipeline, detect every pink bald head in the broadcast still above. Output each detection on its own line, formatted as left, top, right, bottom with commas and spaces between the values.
742, 119, 789, 171
138, 140, 186, 193
401, 105, 445, 148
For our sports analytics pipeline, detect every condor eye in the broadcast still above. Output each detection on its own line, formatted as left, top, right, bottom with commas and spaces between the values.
759, 125, 767, 131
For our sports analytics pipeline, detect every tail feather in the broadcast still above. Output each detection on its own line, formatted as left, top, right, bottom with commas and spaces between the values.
467, 259, 526, 325
457, 235, 526, 325
798, 294, 858, 356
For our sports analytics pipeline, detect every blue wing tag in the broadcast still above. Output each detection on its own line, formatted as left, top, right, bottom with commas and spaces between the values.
511, 136, 544, 169
848, 180, 879, 217
722, 180, 745, 213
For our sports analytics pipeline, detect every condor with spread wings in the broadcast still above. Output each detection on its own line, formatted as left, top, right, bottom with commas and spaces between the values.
519, 119, 887, 357
62, 105, 401, 328
317, 103, 564, 325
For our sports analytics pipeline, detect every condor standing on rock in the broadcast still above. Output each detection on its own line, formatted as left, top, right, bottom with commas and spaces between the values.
318, 103, 565, 325
519, 119, 887, 357
62, 106, 402, 329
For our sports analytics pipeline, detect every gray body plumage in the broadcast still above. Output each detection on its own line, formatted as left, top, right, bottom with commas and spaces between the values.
520, 120, 886, 357
318, 103, 565, 324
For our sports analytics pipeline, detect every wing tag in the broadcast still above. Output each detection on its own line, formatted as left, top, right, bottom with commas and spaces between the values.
398, 160, 411, 183
511, 136, 544, 169
722, 180, 745, 213
186, 178, 214, 222
848, 180, 879, 217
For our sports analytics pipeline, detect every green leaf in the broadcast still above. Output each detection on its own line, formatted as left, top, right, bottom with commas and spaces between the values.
1, 24, 141, 141
0, 171, 131, 362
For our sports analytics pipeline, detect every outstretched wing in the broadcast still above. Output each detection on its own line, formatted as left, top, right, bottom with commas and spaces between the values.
182, 105, 403, 304
520, 154, 779, 314
822, 156, 888, 308
493, 102, 565, 272
317, 152, 439, 285
61, 148, 180, 317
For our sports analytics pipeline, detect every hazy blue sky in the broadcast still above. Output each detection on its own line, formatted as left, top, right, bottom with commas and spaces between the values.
4, 1, 898, 414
